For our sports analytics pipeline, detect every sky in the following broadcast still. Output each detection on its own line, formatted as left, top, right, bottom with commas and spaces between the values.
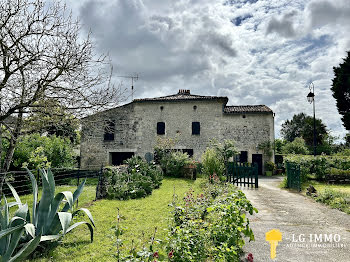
67, 0, 350, 140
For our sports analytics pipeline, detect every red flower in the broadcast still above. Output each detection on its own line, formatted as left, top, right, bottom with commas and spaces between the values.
153, 252, 159, 258
168, 250, 174, 258
247, 253, 253, 262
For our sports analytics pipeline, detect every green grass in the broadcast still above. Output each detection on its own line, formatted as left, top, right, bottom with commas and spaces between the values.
302, 181, 350, 214
28, 177, 205, 261
308, 181, 350, 195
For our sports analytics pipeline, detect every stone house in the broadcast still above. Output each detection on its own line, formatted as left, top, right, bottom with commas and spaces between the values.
80, 89, 274, 174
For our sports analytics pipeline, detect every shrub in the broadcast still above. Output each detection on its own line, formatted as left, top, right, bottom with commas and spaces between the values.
282, 137, 309, 155
201, 148, 225, 177
160, 151, 191, 177
11, 133, 76, 169
166, 181, 257, 261
101, 156, 163, 200
284, 154, 350, 182
265, 161, 276, 171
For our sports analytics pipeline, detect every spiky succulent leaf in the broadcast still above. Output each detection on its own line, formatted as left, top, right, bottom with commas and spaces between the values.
0, 224, 25, 240
65, 221, 94, 242
62, 179, 86, 212
45, 191, 73, 233
2, 204, 28, 262
5, 183, 22, 208
8, 234, 41, 262
40, 235, 61, 242
24, 224, 35, 238
26, 168, 38, 225
72, 208, 95, 227
57, 212, 72, 234
36, 170, 54, 232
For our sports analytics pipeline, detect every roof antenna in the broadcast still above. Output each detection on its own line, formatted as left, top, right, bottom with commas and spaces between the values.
117, 74, 139, 100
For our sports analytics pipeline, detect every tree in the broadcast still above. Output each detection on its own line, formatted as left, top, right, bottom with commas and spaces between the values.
0, 0, 123, 171
281, 113, 328, 147
331, 51, 350, 131
281, 137, 309, 155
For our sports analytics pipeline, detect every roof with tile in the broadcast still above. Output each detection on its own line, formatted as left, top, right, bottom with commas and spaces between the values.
224, 105, 272, 114
133, 89, 228, 103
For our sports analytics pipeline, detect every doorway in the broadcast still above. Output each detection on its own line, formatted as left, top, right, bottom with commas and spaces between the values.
252, 154, 263, 176
110, 152, 135, 166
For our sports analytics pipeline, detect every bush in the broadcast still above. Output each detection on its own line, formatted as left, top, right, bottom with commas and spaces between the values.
284, 154, 350, 182
265, 161, 276, 171
101, 156, 163, 200
166, 181, 257, 261
282, 137, 309, 155
201, 148, 225, 177
11, 133, 76, 169
160, 151, 191, 177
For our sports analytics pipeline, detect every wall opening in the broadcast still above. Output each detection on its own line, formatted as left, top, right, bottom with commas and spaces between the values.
192, 122, 200, 135
104, 120, 115, 141
110, 152, 135, 166
157, 122, 165, 135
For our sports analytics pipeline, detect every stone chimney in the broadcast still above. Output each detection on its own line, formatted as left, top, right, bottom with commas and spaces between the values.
178, 89, 190, 95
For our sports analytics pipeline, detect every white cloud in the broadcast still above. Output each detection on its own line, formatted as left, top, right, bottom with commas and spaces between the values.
66, 0, 349, 141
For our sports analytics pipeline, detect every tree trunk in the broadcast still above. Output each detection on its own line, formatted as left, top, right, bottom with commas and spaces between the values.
2, 112, 23, 172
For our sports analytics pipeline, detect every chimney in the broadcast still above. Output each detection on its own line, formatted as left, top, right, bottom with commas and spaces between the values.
178, 89, 190, 95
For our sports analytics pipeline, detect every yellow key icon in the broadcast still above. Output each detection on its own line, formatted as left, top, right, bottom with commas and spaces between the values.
265, 229, 282, 259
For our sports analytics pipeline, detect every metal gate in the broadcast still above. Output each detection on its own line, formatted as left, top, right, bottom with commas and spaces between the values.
286, 162, 301, 191
227, 162, 258, 188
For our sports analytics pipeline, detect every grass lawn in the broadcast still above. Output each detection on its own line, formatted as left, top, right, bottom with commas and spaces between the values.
307, 181, 350, 195
29, 177, 205, 261
301, 181, 350, 214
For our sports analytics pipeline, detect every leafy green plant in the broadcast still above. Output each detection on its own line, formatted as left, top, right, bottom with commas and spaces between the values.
0, 168, 95, 261
101, 156, 163, 200
281, 137, 309, 155
315, 188, 349, 214
166, 182, 257, 261
265, 161, 276, 172
201, 148, 225, 177
11, 133, 76, 170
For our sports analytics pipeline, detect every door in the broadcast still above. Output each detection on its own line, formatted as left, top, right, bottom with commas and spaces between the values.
110, 152, 135, 166
252, 154, 263, 176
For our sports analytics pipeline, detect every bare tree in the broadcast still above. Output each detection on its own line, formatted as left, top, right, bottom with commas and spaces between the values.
0, 0, 125, 171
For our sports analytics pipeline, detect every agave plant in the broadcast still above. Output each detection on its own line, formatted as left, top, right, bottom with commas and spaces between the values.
0, 168, 95, 261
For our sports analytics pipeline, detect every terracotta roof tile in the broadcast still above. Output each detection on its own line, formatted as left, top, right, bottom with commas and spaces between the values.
224, 105, 272, 114
133, 89, 228, 102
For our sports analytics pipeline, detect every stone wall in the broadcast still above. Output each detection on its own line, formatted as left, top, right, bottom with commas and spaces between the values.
80, 99, 274, 170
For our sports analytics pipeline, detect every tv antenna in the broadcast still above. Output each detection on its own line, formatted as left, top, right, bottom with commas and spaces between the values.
117, 74, 139, 100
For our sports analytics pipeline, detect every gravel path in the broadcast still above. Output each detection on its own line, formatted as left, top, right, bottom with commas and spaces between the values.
240, 176, 350, 262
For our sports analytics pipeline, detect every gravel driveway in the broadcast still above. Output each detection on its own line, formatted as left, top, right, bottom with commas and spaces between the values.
240, 176, 350, 262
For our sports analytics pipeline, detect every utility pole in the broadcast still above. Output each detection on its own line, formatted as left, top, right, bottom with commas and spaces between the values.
117, 74, 138, 100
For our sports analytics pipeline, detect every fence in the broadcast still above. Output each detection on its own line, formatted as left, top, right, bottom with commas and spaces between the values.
0, 167, 103, 204
285, 162, 301, 191
227, 162, 258, 188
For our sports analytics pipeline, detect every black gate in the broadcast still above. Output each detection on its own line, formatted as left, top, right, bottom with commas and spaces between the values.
227, 162, 258, 188
286, 162, 301, 191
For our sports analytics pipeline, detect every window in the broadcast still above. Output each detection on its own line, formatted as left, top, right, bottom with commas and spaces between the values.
192, 122, 200, 135
157, 122, 165, 135
104, 120, 115, 141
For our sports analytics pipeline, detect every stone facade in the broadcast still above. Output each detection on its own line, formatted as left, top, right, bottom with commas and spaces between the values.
80, 90, 274, 172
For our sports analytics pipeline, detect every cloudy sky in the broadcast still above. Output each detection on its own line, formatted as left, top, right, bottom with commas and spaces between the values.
67, 0, 350, 140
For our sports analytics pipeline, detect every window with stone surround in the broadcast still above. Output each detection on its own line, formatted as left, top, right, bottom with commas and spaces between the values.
104, 120, 115, 141
192, 122, 200, 135
157, 122, 165, 135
